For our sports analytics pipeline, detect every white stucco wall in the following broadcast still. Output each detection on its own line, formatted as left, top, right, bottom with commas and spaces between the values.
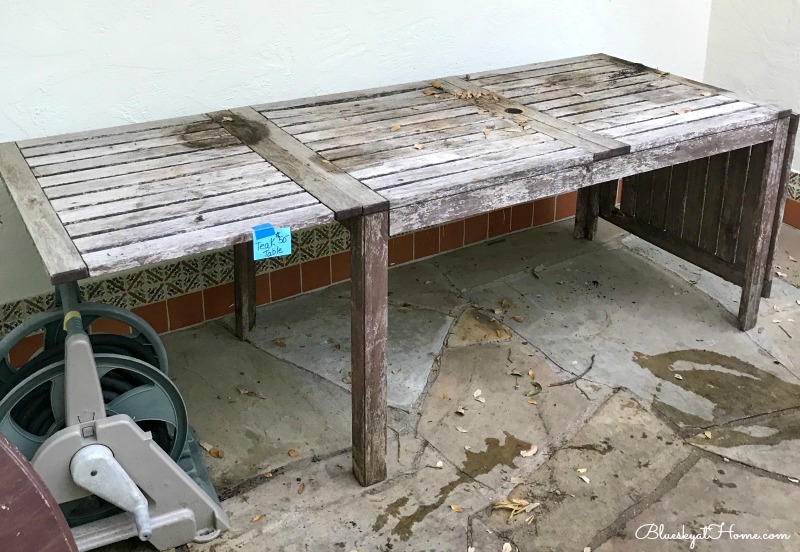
704, 0, 800, 170
0, 0, 712, 302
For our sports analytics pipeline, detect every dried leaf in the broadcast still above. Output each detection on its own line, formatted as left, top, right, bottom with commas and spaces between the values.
288, 449, 299, 458
236, 387, 266, 399
221, 116, 233, 122
527, 399, 538, 405
520, 445, 538, 457
789, 477, 799, 484
423, 88, 437, 95
577, 468, 588, 474
584, 548, 592, 552
503, 544, 512, 552
450, 504, 463, 512
704, 431, 712, 439
251, 513, 265, 523
512, 116, 529, 124
483, 129, 492, 136
511, 315, 525, 323
777, 271, 788, 278
528, 370, 535, 380
455, 406, 466, 416
475, 397, 486, 404
209, 447, 224, 459
456, 426, 469, 433
432, 81, 443, 89
263, 472, 273, 478
500, 299, 511, 309
526, 381, 543, 397
700, 91, 713, 97
674, 374, 683, 380
274, 337, 286, 347
789, 255, 797, 262
298, 482, 305, 494
414, 143, 423, 150
435, 460, 444, 469
390, 124, 401, 132
496, 327, 512, 339
473, 389, 482, 399
578, 474, 590, 484
673, 107, 692, 115
199, 441, 213, 452
468, 548, 476, 552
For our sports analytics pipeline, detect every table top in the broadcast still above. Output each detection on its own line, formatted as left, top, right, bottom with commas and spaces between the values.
0, 53, 789, 284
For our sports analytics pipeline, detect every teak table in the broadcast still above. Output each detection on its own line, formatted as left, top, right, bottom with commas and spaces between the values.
1, 54, 795, 486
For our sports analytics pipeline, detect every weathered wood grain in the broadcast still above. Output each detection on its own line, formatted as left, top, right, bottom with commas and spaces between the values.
234, 241, 256, 340
0, 142, 88, 283
717, 148, 750, 263
735, 143, 768, 267
349, 211, 389, 486
438, 76, 629, 160
212, 108, 387, 219
574, 184, 600, 239
738, 116, 791, 330
699, 153, 728, 254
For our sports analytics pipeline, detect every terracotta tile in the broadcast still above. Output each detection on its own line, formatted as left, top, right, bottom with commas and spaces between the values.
301, 257, 332, 292
532, 197, 556, 226
132, 302, 169, 334
414, 228, 440, 259
90, 318, 131, 336
440, 221, 465, 252
488, 208, 512, 238
784, 198, 800, 229
331, 251, 351, 282
256, 273, 271, 306
8, 333, 44, 369
464, 214, 489, 245
510, 202, 534, 231
167, 291, 204, 330
389, 234, 414, 266
556, 191, 578, 220
270, 265, 302, 302
203, 283, 235, 320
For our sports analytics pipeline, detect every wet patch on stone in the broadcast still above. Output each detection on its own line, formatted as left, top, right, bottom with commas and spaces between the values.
634, 349, 800, 428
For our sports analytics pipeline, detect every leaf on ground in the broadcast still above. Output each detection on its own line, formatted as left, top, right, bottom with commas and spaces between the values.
342, 374, 352, 384
475, 396, 486, 404
500, 299, 511, 309
274, 337, 286, 347
435, 460, 444, 469
496, 327, 512, 339
209, 447, 224, 459
390, 124, 401, 132
251, 513, 265, 523
527, 399, 537, 405
520, 445, 538, 457
704, 430, 712, 439
456, 426, 469, 433
450, 504, 463, 512
263, 472, 273, 478
776, 271, 788, 278
789, 255, 797, 262
236, 387, 266, 399
528, 370, 535, 380
414, 143, 423, 149
578, 474, 590, 484
674, 374, 684, 380
577, 467, 588, 474
298, 482, 305, 494
288, 449, 299, 458
493, 499, 530, 522
511, 315, 525, 322
468, 548, 476, 552
526, 381, 543, 397
199, 441, 214, 452
534, 264, 545, 274
456, 406, 466, 416
503, 544, 513, 552
473, 389, 482, 398
789, 477, 799, 484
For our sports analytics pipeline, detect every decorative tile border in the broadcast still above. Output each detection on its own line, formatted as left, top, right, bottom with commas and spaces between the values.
788, 171, 800, 201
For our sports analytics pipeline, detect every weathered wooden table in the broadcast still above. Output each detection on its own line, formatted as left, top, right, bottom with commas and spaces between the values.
1, 54, 795, 487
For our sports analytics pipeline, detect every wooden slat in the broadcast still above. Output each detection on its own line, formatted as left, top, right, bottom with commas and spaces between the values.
465, 54, 606, 81
619, 174, 637, 216
234, 241, 256, 340
438, 76, 629, 160
80, 203, 333, 277
634, 170, 654, 222
213, 108, 387, 219
592, 121, 776, 183
576, 95, 736, 129
717, 148, 750, 263
253, 80, 429, 112
665, 162, 690, 237
681, 158, 709, 246
734, 143, 769, 266
0, 142, 88, 283
473, 57, 613, 86
698, 152, 728, 253
485, 63, 631, 93
647, 166, 672, 230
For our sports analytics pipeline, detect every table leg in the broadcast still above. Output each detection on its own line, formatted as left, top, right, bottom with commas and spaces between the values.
233, 241, 256, 340
739, 117, 792, 330
575, 181, 617, 240
349, 211, 389, 486
761, 114, 799, 298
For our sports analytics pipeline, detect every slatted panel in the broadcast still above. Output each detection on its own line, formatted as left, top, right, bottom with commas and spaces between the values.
611, 142, 771, 284
259, 81, 592, 232
18, 116, 335, 277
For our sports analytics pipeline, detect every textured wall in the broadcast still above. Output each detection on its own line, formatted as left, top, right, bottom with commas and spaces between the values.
704, 0, 800, 172
0, 0, 712, 302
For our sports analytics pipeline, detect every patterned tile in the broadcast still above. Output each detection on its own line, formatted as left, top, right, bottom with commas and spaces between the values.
788, 171, 800, 201
0, 223, 350, 338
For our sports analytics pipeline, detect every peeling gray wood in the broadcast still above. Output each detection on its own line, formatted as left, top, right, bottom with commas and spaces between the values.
0, 142, 88, 283
212, 107, 387, 219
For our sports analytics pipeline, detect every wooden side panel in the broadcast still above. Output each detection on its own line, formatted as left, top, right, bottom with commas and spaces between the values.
608, 142, 773, 288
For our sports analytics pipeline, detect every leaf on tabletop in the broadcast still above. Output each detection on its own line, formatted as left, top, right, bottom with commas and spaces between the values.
251, 513, 265, 523
288, 449, 299, 458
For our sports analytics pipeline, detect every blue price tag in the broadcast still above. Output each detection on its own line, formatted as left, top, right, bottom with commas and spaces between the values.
252, 223, 292, 260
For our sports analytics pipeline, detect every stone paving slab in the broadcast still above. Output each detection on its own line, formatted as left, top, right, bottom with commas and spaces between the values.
162, 322, 352, 490
236, 285, 453, 410
597, 458, 800, 551
477, 391, 691, 552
